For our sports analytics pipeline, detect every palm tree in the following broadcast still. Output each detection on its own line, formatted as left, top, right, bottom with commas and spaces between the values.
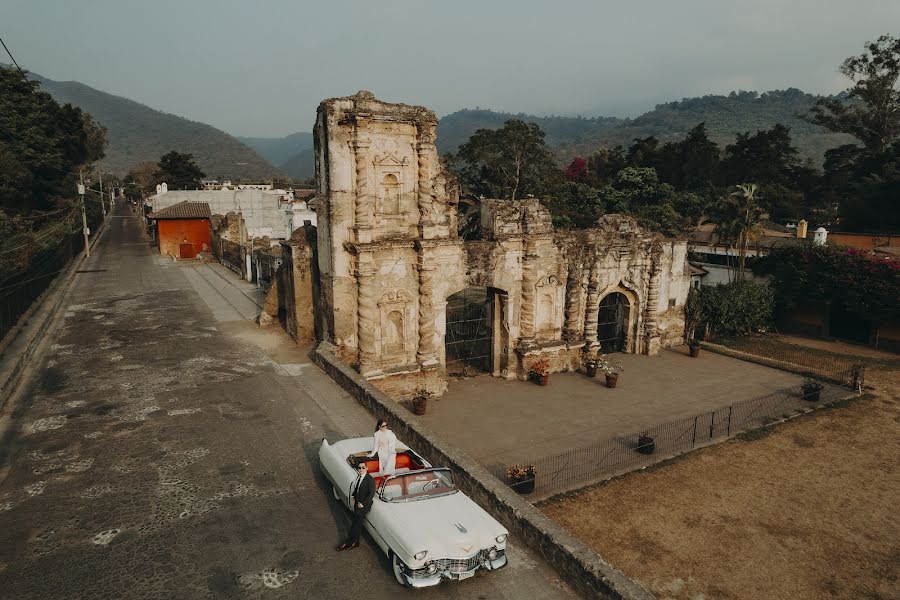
707, 184, 765, 281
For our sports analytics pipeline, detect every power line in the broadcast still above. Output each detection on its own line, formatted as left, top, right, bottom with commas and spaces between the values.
0, 35, 27, 79
0, 208, 79, 256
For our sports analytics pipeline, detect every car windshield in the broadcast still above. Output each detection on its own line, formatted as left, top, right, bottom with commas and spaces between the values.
380, 468, 457, 502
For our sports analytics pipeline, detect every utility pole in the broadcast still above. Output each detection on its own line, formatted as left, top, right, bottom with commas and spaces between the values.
78, 173, 90, 258
98, 171, 106, 218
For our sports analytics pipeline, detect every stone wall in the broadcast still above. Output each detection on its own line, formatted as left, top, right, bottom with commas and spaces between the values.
275, 226, 317, 343
311, 92, 691, 398
312, 342, 655, 600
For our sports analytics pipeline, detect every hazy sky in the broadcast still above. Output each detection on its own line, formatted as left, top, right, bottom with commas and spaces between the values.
4, 1, 898, 137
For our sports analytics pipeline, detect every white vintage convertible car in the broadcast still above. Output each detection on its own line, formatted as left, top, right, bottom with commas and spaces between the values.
319, 436, 509, 587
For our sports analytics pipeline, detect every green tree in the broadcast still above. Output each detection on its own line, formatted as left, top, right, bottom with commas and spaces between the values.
153, 151, 206, 191
707, 184, 765, 280
455, 120, 558, 200
0, 66, 106, 213
806, 34, 900, 153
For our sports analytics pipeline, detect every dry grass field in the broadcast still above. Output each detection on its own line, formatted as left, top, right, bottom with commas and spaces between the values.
541, 340, 900, 600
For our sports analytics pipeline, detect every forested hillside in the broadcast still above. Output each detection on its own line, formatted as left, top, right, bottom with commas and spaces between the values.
30, 72, 283, 179
237, 132, 315, 179
438, 90, 855, 164
436, 109, 621, 154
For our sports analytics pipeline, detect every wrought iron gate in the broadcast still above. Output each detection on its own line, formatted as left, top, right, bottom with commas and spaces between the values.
598, 292, 629, 353
445, 287, 492, 375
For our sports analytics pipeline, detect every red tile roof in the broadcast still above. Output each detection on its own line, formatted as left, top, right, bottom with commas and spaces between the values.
148, 201, 212, 220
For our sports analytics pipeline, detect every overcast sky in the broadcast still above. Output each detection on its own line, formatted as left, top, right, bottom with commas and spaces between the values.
4, 0, 898, 137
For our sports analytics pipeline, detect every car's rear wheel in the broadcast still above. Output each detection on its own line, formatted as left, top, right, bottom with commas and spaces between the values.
391, 553, 410, 587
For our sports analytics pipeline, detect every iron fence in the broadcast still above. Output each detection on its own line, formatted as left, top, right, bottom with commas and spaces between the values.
491, 382, 849, 500
255, 252, 280, 294
216, 239, 243, 276
1, 215, 93, 344
702, 335, 865, 390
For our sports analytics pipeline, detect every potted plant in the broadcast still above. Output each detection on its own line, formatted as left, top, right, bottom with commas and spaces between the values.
800, 378, 824, 402
636, 433, 655, 455
687, 339, 701, 358
584, 358, 599, 378
683, 286, 705, 352
528, 358, 551, 386
598, 356, 623, 388
412, 389, 431, 415
506, 464, 536, 494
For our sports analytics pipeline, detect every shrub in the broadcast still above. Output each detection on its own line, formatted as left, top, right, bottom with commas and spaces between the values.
696, 281, 774, 338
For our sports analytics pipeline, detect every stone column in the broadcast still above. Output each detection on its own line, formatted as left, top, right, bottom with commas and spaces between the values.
644, 259, 662, 355
520, 247, 537, 343
416, 255, 438, 367
353, 135, 373, 243
583, 265, 600, 345
416, 120, 438, 238
355, 256, 378, 374
563, 262, 583, 343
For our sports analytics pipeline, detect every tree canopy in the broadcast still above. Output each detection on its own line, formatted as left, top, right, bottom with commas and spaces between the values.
152, 151, 206, 191
806, 34, 900, 154
452, 120, 559, 201
0, 66, 106, 213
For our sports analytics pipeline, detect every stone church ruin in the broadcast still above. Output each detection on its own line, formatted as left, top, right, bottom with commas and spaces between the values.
279, 91, 691, 398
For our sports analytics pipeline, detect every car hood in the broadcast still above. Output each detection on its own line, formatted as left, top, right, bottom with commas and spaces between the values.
378, 491, 507, 560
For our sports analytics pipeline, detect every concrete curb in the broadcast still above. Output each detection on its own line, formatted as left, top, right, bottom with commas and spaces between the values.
0, 216, 111, 411
312, 342, 655, 600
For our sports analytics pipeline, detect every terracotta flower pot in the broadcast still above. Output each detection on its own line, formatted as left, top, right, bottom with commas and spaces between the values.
412, 397, 427, 415
801, 390, 821, 402
510, 476, 535, 494
605, 373, 618, 388
689, 345, 700, 358
636, 435, 655, 455
586, 364, 598, 377
537, 374, 549, 386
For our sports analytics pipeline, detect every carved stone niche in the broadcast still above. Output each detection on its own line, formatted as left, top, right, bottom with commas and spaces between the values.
378, 289, 415, 362
535, 275, 564, 336
373, 153, 409, 221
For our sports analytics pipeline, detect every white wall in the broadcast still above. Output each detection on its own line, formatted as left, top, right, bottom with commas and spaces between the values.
150, 189, 293, 240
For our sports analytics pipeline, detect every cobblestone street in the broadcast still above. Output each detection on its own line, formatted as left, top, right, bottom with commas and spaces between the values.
0, 206, 573, 600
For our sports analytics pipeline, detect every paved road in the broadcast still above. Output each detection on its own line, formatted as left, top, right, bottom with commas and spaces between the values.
0, 205, 574, 600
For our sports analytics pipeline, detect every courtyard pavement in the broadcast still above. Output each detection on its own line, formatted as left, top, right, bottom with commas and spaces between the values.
0, 204, 573, 600
422, 349, 803, 470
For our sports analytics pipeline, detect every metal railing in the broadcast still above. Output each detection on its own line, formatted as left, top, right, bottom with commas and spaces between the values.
1, 232, 82, 342
215, 239, 243, 276
701, 335, 866, 389
491, 382, 849, 500
255, 252, 280, 294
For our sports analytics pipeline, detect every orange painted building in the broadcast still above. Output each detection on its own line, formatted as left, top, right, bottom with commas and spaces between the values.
148, 201, 212, 259
828, 231, 900, 250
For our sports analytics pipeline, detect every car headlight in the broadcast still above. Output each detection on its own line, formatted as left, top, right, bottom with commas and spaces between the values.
426, 561, 437, 574
495, 534, 507, 544
414, 550, 428, 561
488, 548, 498, 560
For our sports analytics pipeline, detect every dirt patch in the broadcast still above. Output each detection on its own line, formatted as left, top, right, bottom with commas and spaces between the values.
541, 343, 900, 600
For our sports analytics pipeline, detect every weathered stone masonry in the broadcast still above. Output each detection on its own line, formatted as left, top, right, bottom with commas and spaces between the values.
312, 91, 691, 398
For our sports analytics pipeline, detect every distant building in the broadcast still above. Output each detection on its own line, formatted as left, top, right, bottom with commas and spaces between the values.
687, 222, 801, 286
147, 201, 212, 259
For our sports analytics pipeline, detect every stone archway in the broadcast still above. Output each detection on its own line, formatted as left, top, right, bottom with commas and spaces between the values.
597, 292, 631, 353
444, 287, 508, 376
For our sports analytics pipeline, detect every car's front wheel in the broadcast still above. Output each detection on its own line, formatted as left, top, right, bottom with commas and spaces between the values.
391, 553, 410, 587
332, 486, 341, 502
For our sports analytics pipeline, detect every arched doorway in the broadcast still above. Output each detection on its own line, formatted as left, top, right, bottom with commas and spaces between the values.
445, 287, 507, 376
598, 292, 630, 353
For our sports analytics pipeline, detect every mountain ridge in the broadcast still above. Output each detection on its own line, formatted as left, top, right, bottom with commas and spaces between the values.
28, 71, 283, 179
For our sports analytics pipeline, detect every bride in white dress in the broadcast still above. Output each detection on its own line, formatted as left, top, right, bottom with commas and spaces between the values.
368, 419, 397, 475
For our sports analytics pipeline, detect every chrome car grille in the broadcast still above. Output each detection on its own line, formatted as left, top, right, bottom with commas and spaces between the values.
407, 548, 505, 578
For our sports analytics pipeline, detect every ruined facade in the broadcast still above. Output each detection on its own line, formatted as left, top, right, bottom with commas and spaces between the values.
313, 91, 691, 397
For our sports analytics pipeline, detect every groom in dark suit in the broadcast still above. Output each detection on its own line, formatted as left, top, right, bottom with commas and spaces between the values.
337, 461, 376, 551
